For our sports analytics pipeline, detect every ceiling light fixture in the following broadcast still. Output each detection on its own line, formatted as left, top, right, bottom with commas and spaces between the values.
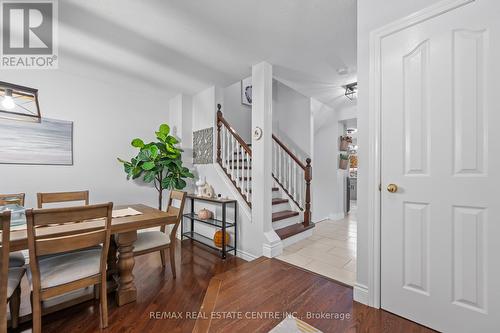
2, 89, 15, 110
0, 81, 41, 122
344, 82, 357, 101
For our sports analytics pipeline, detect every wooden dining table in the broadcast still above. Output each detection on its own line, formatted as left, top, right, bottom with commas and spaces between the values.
7, 204, 176, 306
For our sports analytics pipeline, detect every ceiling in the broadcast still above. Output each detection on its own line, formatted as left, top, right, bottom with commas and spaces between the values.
59, 0, 357, 108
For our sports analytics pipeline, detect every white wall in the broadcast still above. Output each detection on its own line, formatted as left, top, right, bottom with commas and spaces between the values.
0, 69, 174, 209
222, 80, 252, 143
311, 98, 345, 222
356, 0, 441, 303
273, 80, 312, 158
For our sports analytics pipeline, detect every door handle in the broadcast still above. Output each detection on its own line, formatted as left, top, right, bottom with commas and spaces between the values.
387, 184, 398, 193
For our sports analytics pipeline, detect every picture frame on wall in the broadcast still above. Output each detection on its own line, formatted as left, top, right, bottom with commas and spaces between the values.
0, 117, 74, 165
241, 77, 252, 106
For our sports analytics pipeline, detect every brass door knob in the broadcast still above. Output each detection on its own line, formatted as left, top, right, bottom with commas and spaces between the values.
387, 184, 398, 193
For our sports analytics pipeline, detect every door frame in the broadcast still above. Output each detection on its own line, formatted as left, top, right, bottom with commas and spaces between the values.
366, 0, 475, 308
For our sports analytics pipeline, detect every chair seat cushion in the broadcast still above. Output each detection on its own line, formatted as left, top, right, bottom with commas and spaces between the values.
30, 248, 101, 289
9, 251, 26, 267
134, 231, 170, 253
7, 267, 25, 299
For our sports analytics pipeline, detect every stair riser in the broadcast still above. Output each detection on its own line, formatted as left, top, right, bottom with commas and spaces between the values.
272, 191, 282, 199
272, 214, 301, 230
272, 202, 292, 213
282, 227, 314, 248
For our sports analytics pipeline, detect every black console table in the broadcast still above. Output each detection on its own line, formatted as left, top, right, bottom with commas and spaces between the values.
181, 194, 237, 259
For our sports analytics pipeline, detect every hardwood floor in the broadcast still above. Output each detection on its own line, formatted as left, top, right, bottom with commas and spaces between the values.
11, 240, 436, 333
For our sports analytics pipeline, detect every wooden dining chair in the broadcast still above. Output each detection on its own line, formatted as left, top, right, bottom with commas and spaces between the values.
0, 193, 25, 206
26, 203, 113, 333
0, 193, 26, 268
37, 190, 89, 208
1, 211, 25, 332
133, 190, 187, 277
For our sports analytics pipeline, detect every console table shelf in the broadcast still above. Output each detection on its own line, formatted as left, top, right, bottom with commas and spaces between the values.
181, 194, 237, 259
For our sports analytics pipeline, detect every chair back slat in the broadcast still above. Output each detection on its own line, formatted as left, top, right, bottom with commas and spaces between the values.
36, 230, 107, 256
30, 204, 109, 226
166, 206, 180, 218
37, 190, 89, 208
0, 193, 25, 206
0, 211, 11, 332
166, 191, 187, 240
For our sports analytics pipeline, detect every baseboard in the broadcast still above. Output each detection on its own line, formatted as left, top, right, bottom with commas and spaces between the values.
262, 241, 283, 258
353, 283, 369, 305
236, 249, 258, 261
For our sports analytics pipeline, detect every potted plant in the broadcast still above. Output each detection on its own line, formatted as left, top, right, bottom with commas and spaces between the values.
339, 153, 349, 170
117, 124, 194, 210
340, 135, 352, 151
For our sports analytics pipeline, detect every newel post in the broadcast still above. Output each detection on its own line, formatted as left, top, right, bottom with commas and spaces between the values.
216, 104, 222, 164
304, 158, 312, 227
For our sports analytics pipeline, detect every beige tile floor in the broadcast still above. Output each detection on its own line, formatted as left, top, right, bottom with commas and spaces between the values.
276, 202, 357, 286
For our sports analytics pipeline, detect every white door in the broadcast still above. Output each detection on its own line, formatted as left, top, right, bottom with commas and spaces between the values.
380, 1, 500, 332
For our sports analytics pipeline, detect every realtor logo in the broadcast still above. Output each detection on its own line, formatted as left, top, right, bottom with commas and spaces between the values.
1, 0, 58, 68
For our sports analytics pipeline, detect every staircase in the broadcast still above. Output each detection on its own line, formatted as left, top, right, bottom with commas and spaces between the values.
216, 105, 314, 244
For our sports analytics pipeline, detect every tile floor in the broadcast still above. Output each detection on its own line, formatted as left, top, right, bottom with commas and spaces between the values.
276, 202, 357, 286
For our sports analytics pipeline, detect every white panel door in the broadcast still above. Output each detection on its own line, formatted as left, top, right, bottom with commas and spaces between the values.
380, 1, 500, 332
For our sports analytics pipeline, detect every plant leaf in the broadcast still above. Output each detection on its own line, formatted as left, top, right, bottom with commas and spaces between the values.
159, 124, 170, 135
142, 161, 155, 170
148, 145, 159, 159
131, 138, 145, 148
143, 171, 156, 183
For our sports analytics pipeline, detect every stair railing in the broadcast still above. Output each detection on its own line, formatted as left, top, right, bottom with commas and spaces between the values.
216, 104, 252, 207
272, 135, 312, 227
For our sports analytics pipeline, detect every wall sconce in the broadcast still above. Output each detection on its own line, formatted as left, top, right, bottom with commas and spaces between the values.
0, 81, 41, 122
344, 82, 357, 101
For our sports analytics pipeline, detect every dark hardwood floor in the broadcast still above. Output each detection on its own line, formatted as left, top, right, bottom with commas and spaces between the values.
11, 240, 436, 333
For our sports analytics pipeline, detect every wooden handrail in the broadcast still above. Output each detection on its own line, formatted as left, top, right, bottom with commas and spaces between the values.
217, 105, 252, 157
272, 134, 305, 170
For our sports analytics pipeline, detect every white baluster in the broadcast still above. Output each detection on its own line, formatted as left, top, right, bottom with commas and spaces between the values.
221, 127, 226, 168
278, 146, 282, 183
237, 144, 241, 188
231, 136, 235, 181
293, 161, 297, 201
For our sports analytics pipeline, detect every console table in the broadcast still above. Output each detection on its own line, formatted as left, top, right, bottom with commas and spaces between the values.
182, 194, 237, 259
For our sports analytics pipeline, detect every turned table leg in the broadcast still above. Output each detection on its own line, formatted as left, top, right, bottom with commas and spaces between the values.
115, 231, 137, 306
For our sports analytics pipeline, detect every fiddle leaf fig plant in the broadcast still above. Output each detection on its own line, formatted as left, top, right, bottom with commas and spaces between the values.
117, 123, 194, 210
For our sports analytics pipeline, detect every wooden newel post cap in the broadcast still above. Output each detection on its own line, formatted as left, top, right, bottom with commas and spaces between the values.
306, 158, 311, 166
217, 104, 223, 119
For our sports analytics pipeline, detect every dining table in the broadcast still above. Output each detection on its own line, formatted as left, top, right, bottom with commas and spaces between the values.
2, 203, 177, 307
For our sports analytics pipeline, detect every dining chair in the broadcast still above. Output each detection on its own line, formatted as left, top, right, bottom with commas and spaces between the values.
37, 190, 89, 208
0, 193, 26, 268
0, 193, 25, 206
1, 211, 25, 332
26, 203, 113, 333
133, 190, 186, 277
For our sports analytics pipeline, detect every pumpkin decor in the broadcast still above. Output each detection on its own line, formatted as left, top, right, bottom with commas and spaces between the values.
213, 230, 230, 248
198, 208, 213, 220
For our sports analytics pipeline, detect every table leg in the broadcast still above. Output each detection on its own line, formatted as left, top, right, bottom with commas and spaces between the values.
115, 231, 137, 306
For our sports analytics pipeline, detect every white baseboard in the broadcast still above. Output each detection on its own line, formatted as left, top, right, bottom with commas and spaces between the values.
262, 241, 283, 258
236, 249, 258, 261
353, 283, 369, 305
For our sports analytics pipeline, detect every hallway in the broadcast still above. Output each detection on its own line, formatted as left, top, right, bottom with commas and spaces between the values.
277, 203, 357, 285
